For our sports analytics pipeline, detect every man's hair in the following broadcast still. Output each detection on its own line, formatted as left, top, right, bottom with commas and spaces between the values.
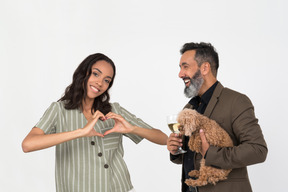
58, 53, 116, 115
180, 42, 219, 77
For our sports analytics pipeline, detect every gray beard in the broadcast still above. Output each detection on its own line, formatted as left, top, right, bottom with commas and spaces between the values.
184, 70, 204, 98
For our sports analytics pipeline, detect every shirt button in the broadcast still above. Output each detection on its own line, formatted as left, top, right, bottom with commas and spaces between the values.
91, 141, 95, 145
104, 164, 109, 169
98, 152, 102, 157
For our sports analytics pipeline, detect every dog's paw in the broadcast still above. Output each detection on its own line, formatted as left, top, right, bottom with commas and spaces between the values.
185, 178, 197, 187
188, 170, 200, 177
185, 178, 208, 187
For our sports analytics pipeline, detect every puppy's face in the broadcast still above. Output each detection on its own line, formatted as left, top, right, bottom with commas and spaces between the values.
177, 109, 199, 136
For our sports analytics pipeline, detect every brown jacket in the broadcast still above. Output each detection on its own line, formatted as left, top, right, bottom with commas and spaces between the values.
171, 82, 268, 192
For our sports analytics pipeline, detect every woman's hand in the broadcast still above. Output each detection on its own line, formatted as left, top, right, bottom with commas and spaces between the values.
104, 112, 168, 145
81, 110, 106, 137
103, 112, 134, 135
22, 110, 106, 153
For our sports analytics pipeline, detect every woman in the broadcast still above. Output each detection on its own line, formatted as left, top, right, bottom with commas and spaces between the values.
22, 53, 167, 192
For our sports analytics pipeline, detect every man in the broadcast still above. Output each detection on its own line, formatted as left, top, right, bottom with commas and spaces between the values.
167, 42, 267, 192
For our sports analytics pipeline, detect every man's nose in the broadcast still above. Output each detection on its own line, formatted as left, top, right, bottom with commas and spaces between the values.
178, 69, 184, 79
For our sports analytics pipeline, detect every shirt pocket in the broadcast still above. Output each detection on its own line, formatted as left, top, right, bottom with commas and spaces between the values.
102, 126, 122, 151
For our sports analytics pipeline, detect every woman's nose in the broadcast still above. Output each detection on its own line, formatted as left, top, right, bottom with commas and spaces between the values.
96, 79, 103, 87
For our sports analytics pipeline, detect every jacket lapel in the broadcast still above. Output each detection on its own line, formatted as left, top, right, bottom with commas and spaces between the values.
204, 82, 224, 117
183, 103, 194, 110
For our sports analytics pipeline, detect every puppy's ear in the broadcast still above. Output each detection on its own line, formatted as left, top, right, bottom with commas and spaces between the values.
191, 110, 201, 129
177, 109, 193, 136
195, 116, 201, 128
176, 111, 183, 125
177, 109, 188, 124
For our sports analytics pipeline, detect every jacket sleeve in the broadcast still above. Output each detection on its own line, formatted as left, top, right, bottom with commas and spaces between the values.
205, 93, 268, 169
170, 153, 183, 164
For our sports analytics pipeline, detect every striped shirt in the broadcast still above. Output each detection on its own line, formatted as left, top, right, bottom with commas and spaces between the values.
35, 101, 153, 192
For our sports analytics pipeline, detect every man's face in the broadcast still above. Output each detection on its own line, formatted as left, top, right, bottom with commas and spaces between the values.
178, 50, 204, 98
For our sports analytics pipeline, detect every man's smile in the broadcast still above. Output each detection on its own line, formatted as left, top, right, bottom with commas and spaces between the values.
183, 77, 191, 86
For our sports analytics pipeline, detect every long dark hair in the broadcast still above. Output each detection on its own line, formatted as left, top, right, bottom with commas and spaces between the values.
58, 53, 116, 114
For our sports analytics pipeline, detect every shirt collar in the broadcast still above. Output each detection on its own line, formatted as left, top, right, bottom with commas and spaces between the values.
201, 81, 218, 104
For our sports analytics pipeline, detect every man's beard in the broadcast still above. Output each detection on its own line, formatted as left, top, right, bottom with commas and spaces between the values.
184, 69, 204, 98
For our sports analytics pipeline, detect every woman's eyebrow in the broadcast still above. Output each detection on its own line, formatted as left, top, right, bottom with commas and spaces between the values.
93, 68, 102, 74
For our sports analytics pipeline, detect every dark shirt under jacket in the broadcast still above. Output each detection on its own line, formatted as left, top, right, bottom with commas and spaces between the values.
183, 81, 218, 191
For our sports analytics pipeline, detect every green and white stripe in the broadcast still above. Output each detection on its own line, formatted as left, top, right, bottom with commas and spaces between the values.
35, 101, 152, 192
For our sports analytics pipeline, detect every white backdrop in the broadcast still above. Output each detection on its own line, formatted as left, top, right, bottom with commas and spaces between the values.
1, 0, 287, 191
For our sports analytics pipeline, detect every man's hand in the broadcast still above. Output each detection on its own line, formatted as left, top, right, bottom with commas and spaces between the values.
200, 129, 210, 157
167, 133, 183, 155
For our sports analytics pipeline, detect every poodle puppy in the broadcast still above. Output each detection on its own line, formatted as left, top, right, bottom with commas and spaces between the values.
177, 108, 233, 187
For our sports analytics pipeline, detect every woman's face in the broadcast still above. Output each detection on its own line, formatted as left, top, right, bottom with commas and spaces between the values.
86, 60, 114, 100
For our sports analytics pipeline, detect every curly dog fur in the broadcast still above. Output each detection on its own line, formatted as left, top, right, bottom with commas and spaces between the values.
177, 108, 233, 187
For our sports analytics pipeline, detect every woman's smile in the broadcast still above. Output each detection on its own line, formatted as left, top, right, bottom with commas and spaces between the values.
90, 85, 100, 93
